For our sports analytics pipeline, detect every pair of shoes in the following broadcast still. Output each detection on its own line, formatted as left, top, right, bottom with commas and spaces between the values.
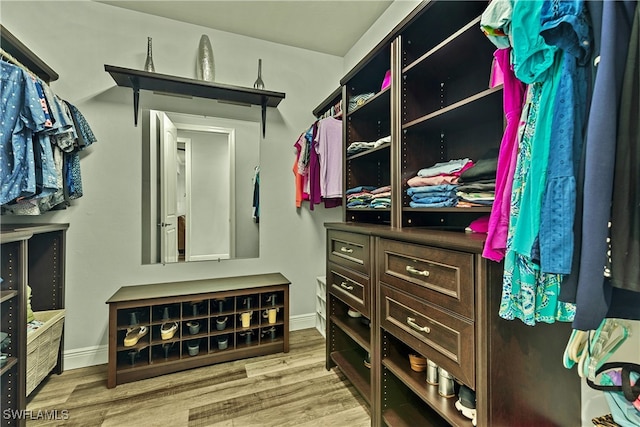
124, 326, 148, 347
455, 384, 477, 426
409, 353, 427, 372
347, 308, 362, 318
161, 322, 178, 340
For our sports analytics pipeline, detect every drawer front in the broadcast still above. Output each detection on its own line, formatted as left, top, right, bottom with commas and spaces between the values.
378, 238, 474, 318
327, 263, 369, 317
380, 284, 475, 388
328, 230, 370, 275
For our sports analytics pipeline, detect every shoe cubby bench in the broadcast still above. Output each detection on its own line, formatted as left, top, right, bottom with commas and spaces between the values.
105, 273, 290, 388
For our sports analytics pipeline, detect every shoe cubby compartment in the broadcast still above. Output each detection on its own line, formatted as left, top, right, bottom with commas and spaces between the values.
106, 273, 290, 388
182, 318, 207, 339
116, 307, 150, 329
236, 328, 259, 349
260, 325, 283, 344
236, 294, 258, 311
182, 300, 207, 319
210, 333, 234, 353
116, 346, 150, 370
151, 342, 180, 363
151, 303, 180, 324
210, 297, 232, 315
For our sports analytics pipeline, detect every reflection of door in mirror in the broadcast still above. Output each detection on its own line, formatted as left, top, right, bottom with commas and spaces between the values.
142, 110, 258, 264
160, 113, 178, 263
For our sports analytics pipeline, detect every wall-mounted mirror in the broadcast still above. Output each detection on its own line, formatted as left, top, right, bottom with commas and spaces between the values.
142, 110, 260, 264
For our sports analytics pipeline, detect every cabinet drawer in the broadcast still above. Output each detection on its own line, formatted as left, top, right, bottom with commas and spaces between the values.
327, 263, 369, 317
328, 230, 370, 275
378, 238, 474, 319
380, 284, 474, 388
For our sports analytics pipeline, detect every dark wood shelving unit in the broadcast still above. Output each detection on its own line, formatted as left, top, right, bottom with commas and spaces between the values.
1, 224, 68, 427
106, 273, 290, 388
104, 64, 285, 136
326, 3, 581, 426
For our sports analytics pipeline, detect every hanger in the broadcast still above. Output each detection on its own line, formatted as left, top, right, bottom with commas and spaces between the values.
578, 319, 631, 380
563, 329, 589, 369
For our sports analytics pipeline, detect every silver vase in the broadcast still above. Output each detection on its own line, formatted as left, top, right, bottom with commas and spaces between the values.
253, 58, 265, 89
144, 36, 155, 72
196, 35, 215, 81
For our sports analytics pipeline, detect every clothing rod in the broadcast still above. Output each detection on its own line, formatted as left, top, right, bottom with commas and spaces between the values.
0, 47, 37, 78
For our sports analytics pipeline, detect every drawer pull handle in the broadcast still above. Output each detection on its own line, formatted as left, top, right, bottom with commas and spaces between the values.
340, 282, 354, 291
340, 246, 354, 254
407, 317, 431, 333
406, 265, 430, 277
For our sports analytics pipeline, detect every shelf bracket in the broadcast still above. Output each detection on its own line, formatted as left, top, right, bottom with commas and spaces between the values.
129, 76, 140, 127
261, 96, 267, 138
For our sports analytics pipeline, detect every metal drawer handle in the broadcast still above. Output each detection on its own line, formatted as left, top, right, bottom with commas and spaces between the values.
340, 246, 354, 254
339, 282, 354, 291
407, 317, 431, 333
406, 265, 430, 277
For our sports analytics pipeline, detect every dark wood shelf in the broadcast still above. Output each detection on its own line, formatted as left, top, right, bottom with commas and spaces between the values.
330, 350, 372, 405
0, 290, 18, 304
1, 24, 58, 83
346, 142, 391, 161
403, 16, 483, 75
383, 345, 469, 427
382, 403, 452, 427
347, 86, 390, 117
0, 357, 18, 376
104, 64, 285, 136
402, 86, 503, 132
403, 206, 492, 213
330, 315, 371, 352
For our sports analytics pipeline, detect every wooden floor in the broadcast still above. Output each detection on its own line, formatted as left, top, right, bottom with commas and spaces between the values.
26, 329, 370, 427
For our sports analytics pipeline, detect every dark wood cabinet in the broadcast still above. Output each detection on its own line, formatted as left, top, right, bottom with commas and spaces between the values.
105, 273, 290, 388
1, 224, 67, 427
324, 1, 581, 425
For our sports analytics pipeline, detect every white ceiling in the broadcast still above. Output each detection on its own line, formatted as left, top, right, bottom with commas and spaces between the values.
96, 1, 394, 56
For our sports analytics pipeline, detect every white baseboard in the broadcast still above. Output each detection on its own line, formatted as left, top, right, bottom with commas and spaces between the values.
289, 312, 316, 331
63, 312, 318, 370
63, 344, 108, 370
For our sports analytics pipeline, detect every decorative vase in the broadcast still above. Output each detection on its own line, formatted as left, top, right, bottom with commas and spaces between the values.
196, 34, 215, 81
144, 36, 155, 72
253, 58, 265, 89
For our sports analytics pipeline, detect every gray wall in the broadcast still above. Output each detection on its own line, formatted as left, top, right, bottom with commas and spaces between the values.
2, 0, 342, 365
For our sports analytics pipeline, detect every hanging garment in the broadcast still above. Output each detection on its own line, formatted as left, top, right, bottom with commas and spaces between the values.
0, 62, 47, 205
500, 82, 575, 326
572, 0, 640, 330
537, 0, 592, 274
610, 5, 640, 293
315, 116, 342, 199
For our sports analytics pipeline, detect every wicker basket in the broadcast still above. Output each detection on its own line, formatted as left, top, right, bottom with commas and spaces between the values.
26, 309, 65, 396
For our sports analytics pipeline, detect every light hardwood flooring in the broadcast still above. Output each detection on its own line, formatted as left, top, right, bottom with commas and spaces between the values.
26, 328, 370, 427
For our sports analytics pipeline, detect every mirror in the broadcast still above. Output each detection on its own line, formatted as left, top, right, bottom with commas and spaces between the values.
142, 110, 260, 264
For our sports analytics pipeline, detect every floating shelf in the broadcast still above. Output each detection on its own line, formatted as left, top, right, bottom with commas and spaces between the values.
104, 64, 286, 137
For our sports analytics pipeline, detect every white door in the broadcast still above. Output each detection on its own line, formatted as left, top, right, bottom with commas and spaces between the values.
159, 112, 178, 263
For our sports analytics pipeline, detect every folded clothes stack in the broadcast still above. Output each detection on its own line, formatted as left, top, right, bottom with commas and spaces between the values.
457, 149, 498, 207
346, 185, 391, 209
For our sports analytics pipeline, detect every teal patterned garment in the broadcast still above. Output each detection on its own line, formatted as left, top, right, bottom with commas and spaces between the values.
499, 83, 576, 325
